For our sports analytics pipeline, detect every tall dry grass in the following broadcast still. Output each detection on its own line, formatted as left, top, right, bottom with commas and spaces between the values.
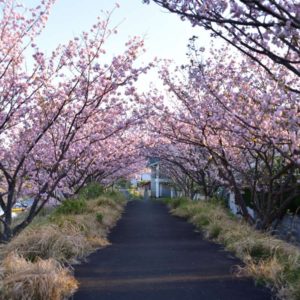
165, 197, 300, 300
0, 253, 77, 300
0, 189, 126, 300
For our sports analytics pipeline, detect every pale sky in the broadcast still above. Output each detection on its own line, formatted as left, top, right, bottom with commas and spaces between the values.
25, 0, 211, 90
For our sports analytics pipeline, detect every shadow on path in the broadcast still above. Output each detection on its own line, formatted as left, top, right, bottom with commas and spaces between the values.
74, 200, 272, 300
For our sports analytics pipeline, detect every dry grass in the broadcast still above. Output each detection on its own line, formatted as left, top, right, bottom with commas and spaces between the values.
165, 197, 300, 300
0, 190, 126, 300
0, 253, 77, 300
1, 224, 91, 264
2, 194, 125, 263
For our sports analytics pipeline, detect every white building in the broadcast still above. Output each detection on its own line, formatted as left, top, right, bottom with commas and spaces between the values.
148, 158, 172, 198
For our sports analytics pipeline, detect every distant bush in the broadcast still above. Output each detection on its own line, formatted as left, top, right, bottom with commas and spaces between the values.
127, 188, 142, 201
106, 190, 118, 197
105, 190, 127, 203
78, 182, 104, 200
96, 212, 103, 223
55, 198, 87, 215
162, 197, 172, 205
164, 197, 189, 209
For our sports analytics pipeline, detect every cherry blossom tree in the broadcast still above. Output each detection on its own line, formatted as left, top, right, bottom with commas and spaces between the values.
144, 0, 300, 93
0, 1, 150, 242
146, 46, 300, 229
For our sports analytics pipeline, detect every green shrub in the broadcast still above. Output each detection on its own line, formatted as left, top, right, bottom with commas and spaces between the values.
96, 213, 103, 223
193, 214, 210, 227
162, 198, 172, 205
129, 193, 143, 201
171, 197, 190, 209
104, 190, 126, 203
79, 182, 104, 200
55, 198, 87, 215
207, 223, 222, 239
106, 190, 118, 197
286, 268, 300, 284
248, 243, 273, 262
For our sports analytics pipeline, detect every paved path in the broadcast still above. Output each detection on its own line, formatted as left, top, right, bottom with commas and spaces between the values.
74, 200, 272, 300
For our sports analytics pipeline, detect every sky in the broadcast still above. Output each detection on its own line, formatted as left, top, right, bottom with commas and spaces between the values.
23, 0, 211, 91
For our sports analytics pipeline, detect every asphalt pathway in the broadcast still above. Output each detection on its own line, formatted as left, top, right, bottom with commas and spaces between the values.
74, 199, 272, 300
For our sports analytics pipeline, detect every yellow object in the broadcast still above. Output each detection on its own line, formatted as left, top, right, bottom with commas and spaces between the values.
12, 207, 25, 212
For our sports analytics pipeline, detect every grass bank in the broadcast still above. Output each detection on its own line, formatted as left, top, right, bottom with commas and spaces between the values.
163, 197, 300, 300
0, 184, 126, 300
